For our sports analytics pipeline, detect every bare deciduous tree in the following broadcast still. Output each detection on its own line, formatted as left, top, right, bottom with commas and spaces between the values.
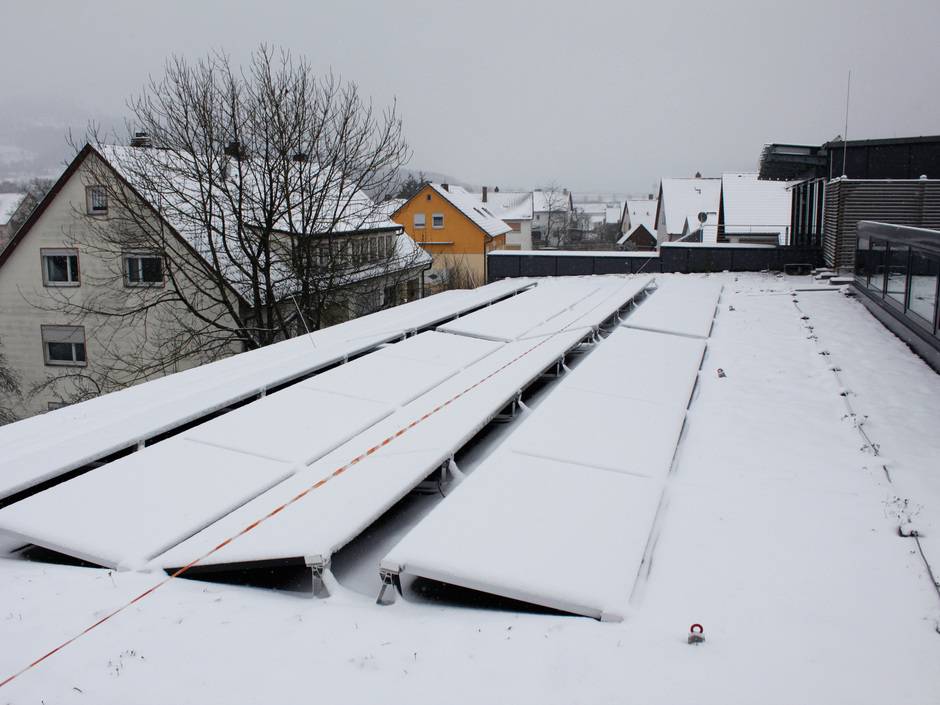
535, 183, 572, 248
34, 46, 425, 402
0, 344, 20, 425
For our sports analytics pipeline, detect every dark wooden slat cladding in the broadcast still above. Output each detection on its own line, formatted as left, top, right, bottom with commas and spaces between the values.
823, 180, 940, 268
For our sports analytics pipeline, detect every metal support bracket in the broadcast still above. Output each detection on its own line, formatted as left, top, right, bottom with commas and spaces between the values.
376, 569, 402, 606
305, 554, 331, 598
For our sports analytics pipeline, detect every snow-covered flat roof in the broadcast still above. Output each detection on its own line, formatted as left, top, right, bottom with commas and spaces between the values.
2, 272, 940, 704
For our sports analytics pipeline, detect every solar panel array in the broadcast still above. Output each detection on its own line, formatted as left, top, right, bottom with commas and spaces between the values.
0, 276, 652, 581
0, 279, 533, 502
381, 279, 721, 620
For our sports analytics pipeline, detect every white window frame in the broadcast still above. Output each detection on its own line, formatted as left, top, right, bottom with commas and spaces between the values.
413, 213, 426, 229
86, 185, 108, 215
41, 248, 80, 287
41, 325, 87, 367
124, 253, 164, 287
432, 213, 444, 229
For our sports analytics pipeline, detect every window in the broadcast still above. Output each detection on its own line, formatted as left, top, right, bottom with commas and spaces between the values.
385, 235, 393, 257
432, 213, 444, 229
86, 186, 108, 215
414, 213, 426, 228
125, 254, 164, 286
41, 248, 80, 286
384, 284, 397, 307
41, 325, 86, 367
370, 237, 378, 261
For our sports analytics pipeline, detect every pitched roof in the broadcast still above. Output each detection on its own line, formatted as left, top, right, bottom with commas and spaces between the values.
623, 198, 657, 233
616, 223, 657, 246
429, 184, 511, 237
532, 190, 572, 213
720, 173, 796, 242
659, 177, 721, 236
473, 191, 533, 221
0, 145, 426, 298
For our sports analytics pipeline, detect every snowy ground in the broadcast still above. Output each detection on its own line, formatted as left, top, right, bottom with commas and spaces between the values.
1, 272, 939, 704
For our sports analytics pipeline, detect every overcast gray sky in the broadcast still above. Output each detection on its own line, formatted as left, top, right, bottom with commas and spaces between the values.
1, 0, 938, 192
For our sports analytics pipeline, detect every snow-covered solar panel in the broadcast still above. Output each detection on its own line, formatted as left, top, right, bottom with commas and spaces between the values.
0, 439, 294, 570
153, 326, 595, 572
382, 453, 663, 620
622, 278, 722, 339
438, 278, 604, 342
519, 276, 652, 339
0, 331, 505, 568
0, 280, 532, 502
380, 308, 711, 620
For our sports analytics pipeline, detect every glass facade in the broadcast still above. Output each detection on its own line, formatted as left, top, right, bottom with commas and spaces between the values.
855, 222, 940, 340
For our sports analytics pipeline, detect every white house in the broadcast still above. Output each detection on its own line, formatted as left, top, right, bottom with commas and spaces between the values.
617, 198, 659, 250
718, 173, 796, 245
655, 177, 722, 243
473, 187, 534, 251
0, 143, 429, 420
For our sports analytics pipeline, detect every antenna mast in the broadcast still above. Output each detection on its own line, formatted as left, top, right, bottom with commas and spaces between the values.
842, 70, 852, 177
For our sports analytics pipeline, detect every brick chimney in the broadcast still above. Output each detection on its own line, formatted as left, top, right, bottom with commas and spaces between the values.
482, 186, 488, 202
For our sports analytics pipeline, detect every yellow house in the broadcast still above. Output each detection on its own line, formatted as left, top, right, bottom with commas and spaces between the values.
393, 183, 509, 287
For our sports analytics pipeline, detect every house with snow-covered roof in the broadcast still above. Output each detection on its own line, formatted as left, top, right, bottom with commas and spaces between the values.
470, 187, 533, 251
617, 198, 659, 250
393, 183, 510, 288
655, 177, 721, 243
0, 142, 429, 420
717, 172, 797, 245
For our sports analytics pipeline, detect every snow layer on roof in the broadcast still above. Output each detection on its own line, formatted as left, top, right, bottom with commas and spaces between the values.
659, 178, 721, 236
430, 184, 511, 237
622, 277, 722, 339
0, 279, 532, 501
624, 198, 657, 232
532, 190, 571, 213
473, 191, 533, 221
0, 192, 25, 225
720, 173, 796, 244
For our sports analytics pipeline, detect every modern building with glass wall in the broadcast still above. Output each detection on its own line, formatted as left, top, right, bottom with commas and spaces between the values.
854, 220, 940, 370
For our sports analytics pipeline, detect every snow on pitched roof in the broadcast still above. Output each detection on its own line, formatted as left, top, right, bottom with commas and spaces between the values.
624, 198, 657, 232
616, 222, 656, 246
720, 173, 796, 243
0, 192, 26, 226
532, 190, 572, 213
430, 184, 511, 237
95, 145, 417, 300
659, 177, 721, 236
472, 191, 533, 221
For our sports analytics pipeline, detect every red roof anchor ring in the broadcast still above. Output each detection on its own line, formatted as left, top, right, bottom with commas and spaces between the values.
688, 623, 705, 644
690, 623, 704, 634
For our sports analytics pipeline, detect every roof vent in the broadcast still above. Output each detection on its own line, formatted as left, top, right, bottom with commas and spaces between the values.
130, 132, 152, 148
441, 183, 449, 191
